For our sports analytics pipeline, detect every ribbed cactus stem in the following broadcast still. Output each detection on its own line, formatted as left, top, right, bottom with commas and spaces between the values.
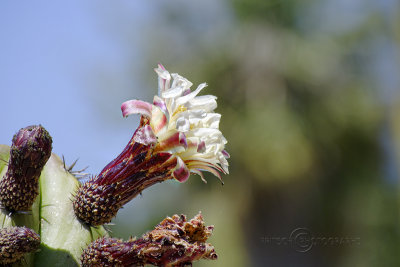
0, 134, 107, 266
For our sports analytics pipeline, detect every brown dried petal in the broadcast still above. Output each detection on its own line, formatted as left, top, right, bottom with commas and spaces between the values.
81, 213, 217, 267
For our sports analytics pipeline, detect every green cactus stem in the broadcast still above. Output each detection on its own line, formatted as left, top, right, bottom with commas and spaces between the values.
0, 144, 107, 267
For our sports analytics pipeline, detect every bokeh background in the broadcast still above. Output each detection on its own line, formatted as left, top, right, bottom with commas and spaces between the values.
1, 1, 400, 266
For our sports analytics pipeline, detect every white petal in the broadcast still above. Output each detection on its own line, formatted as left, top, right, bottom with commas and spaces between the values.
187, 95, 217, 112
191, 169, 207, 183
192, 128, 222, 138
154, 65, 171, 80
162, 86, 185, 98
175, 83, 207, 107
197, 113, 221, 129
171, 73, 193, 90
176, 116, 190, 132
219, 154, 229, 174
173, 109, 206, 127
154, 65, 171, 93
175, 109, 206, 121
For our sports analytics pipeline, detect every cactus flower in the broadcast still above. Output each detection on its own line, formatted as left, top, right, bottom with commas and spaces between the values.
0, 64, 226, 266
81, 212, 217, 266
74, 64, 229, 226
122, 64, 229, 182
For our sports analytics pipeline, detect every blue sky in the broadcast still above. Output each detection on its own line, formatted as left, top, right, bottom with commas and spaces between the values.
0, 0, 233, 174
0, 1, 148, 173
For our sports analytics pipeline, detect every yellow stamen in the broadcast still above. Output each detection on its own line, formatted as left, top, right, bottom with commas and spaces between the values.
172, 105, 187, 117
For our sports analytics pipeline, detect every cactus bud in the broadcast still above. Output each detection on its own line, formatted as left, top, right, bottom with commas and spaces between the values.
81, 213, 217, 267
0, 226, 40, 265
0, 125, 52, 212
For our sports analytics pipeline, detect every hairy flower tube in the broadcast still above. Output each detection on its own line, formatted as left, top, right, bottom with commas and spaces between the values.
81, 213, 217, 266
73, 64, 229, 226
0, 226, 41, 265
0, 125, 52, 212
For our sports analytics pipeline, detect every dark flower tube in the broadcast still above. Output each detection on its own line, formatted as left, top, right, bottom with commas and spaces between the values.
81, 213, 217, 267
0, 226, 41, 265
73, 123, 178, 226
73, 65, 229, 226
0, 125, 52, 212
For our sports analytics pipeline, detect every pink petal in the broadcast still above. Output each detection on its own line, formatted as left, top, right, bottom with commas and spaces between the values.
222, 150, 230, 158
197, 141, 206, 153
133, 125, 157, 145
121, 100, 153, 118
190, 165, 224, 185
153, 95, 168, 115
156, 132, 188, 152
179, 132, 188, 148
173, 156, 190, 182
150, 105, 168, 134
158, 63, 166, 70
186, 138, 200, 150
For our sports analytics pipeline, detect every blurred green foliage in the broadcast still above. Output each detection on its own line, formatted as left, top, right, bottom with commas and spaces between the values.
233, 0, 307, 27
